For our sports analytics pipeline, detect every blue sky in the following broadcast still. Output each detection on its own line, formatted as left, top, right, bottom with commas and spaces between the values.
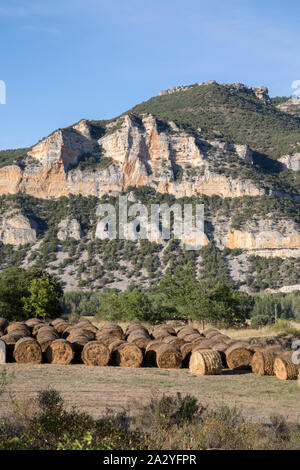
1, 0, 300, 150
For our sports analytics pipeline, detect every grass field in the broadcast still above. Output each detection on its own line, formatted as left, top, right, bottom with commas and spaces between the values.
1, 363, 300, 424
1, 322, 299, 427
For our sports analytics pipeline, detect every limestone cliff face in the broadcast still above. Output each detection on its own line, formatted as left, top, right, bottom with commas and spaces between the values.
0, 114, 264, 200
0, 213, 37, 246
224, 220, 300, 257
0, 114, 299, 257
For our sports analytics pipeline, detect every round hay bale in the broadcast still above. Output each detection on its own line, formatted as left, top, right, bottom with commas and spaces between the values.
110, 342, 143, 368
162, 336, 186, 349
196, 339, 215, 349
191, 336, 206, 346
190, 349, 223, 375
81, 341, 110, 366
100, 322, 122, 329
130, 336, 152, 352
32, 323, 48, 336
99, 327, 125, 340
108, 340, 126, 353
226, 342, 254, 370
50, 318, 66, 327
212, 342, 228, 368
54, 322, 70, 335
75, 322, 98, 333
154, 344, 182, 369
0, 318, 8, 331
6, 326, 31, 338
182, 333, 204, 343
180, 342, 195, 368
177, 328, 200, 339
100, 323, 124, 332
37, 336, 56, 353
25, 318, 41, 328
209, 334, 228, 343
45, 339, 74, 364
251, 350, 278, 376
6, 322, 30, 335
13, 337, 42, 364
127, 330, 150, 343
152, 329, 174, 340
152, 325, 176, 336
36, 325, 58, 335
125, 323, 148, 335
274, 353, 299, 380
203, 328, 219, 336
66, 328, 95, 341
95, 332, 122, 347
222, 338, 236, 346
204, 330, 221, 340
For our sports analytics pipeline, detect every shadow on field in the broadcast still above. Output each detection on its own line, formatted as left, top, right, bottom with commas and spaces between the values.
222, 369, 252, 375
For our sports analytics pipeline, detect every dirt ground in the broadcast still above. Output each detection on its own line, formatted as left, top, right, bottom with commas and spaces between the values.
1, 363, 300, 424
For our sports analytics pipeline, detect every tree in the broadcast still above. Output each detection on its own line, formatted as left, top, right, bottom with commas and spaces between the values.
0, 267, 63, 321
156, 264, 246, 328
22, 275, 63, 320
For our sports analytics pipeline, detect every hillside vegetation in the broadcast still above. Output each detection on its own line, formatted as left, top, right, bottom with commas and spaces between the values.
127, 83, 300, 159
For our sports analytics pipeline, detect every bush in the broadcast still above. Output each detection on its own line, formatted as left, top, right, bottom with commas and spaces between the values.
1, 389, 300, 450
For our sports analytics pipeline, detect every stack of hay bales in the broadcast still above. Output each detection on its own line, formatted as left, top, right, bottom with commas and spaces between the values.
1, 322, 31, 361
0, 318, 299, 379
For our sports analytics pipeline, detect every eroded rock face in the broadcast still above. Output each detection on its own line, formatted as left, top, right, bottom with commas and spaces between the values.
0, 114, 263, 200
225, 219, 300, 255
0, 214, 37, 246
278, 153, 300, 171
57, 218, 82, 241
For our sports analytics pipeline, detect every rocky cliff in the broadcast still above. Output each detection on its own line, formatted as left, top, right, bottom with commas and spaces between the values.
1, 81, 300, 291
0, 114, 276, 201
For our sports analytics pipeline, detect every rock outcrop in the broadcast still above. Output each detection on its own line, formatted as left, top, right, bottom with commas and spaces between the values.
224, 220, 300, 257
277, 97, 300, 118
278, 153, 300, 171
158, 81, 271, 104
57, 218, 82, 241
0, 213, 37, 246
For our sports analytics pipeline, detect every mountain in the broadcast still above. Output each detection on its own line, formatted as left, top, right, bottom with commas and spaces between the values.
1, 80, 300, 293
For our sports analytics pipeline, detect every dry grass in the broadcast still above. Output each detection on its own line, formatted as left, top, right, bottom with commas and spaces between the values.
1, 363, 300, 423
